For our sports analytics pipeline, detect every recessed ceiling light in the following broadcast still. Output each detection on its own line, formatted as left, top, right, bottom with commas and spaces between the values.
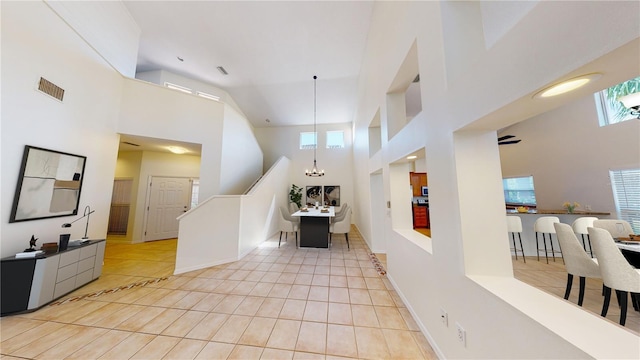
265, 119, 271, 123
217, 66, 228, 75
167, 146, 188, 154
533, 73, 601, 98
407, 155, 417, 160
177, 56, 184, 62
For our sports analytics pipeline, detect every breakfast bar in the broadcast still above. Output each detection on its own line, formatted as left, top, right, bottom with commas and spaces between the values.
506, 209, 611, 258
292, 206, 335, 248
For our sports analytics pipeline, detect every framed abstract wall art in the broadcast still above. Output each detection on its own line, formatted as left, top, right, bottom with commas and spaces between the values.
323, 186, 340, 206
10, 145, 86, 223
305, 186, 322, 206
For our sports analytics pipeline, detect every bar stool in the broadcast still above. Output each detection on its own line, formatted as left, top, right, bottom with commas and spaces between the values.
506, 216, 526, 263
571, 217, 598, 257
534, 216, 560, 264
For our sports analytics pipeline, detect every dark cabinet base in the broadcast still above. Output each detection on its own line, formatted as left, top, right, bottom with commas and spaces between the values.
300, 216, 330, 248
1, 258, 37, 316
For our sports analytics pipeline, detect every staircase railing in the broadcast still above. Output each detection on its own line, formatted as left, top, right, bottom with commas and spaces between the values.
175, 156, 291, 274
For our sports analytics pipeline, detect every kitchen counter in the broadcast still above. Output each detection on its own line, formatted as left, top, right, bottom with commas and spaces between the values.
505, 211, 613, 258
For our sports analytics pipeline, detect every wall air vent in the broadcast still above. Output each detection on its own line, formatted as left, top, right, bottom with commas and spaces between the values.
122, 141, 140, 147
38, 77, 65, 101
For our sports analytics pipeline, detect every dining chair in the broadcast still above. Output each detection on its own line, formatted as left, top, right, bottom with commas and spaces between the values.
335, 203, 349, 218
289, 202, 300, 214
330, 208, 351, 250
279, 207, 299, 248
571, 217, 598, 257
506, 216, 526, 263
554, 223, 601, 306
592, 219, 635, 239
534, 216, 561, 263
332, 204, 350, 224
588, 226, 640, 326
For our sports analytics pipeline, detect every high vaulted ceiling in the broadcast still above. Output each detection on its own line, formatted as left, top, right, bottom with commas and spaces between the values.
123, 1, 374, 128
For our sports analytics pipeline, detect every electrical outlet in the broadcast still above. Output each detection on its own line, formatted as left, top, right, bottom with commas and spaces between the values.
585, 204, 592, 211
456, 322, 466, 346
440, 308, 448, 326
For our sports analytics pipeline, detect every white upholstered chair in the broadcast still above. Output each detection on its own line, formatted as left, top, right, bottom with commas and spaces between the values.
335, 203, 348, 217
330, 208, 351, 250
506, 216, 526, 262
331, 204, 350, 225
533, 216, 561, 263
554, 223, 601, 306
571, 217, 598, 257
288, 203, 300, 223
593, 219, 634, 239
279, 207, 299, 248
588, 226, 640, 326
289, 202, 300, 214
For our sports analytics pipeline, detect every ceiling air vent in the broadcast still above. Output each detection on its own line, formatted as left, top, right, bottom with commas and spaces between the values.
122, 142, 140, 147
38, 77, 65, 101
217, 66, 229, 75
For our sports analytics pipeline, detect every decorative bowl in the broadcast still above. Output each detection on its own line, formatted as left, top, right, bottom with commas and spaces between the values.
516, 206, 529, 213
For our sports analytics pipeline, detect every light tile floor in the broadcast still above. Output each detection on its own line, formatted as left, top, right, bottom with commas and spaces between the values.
513, 256, 640, 335
0, 228, 438, 360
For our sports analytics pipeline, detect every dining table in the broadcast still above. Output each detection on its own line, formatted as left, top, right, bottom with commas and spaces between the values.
292, 206, 335, 248
616, 239, 640, 268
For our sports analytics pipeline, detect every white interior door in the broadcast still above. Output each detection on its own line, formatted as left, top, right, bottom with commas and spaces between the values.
145, 177, 192, 241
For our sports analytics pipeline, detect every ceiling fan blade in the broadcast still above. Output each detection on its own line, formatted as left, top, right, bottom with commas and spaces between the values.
497, 135, 516, 141
498, 140, 522, 145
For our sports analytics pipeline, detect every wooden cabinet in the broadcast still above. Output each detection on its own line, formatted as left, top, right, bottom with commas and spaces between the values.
410, 172, 428, 196
413, 206, 430, 228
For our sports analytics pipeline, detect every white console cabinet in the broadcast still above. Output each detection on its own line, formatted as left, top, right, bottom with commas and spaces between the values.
0, 239, 107, 314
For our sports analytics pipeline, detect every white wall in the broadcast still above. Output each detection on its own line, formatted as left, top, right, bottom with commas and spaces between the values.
136, 70, 246, 117
255, 123, 354, 212
1, 1, 123, 257
499, 94, 640, 214
45, 0, 140, 77
219, 104, 264, 195
238, 157, 292, 257
352, 1, 640, 358
117, 78, 224, 200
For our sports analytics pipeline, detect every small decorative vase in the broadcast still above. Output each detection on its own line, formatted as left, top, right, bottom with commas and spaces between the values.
567, 206, 574, 214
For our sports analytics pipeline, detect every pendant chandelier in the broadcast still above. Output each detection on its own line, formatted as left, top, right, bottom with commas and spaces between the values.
306, 75, 325, 177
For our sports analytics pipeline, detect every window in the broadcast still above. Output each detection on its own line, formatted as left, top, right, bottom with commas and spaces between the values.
610, 169, 640, 233
595, 76, 640, 126
190, 179, 200, 209
196, 91, 220, 101
326, 130, 344, 149
503, 176, 537, 207
164, 82, 192, 94
300, 132, 317, 149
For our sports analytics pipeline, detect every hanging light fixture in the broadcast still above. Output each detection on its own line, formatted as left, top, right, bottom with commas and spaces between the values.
306, 75, 325, 177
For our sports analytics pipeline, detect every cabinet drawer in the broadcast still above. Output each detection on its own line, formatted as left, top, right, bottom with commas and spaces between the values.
79, 244, 97, 260
59, 250, 80, 267
76, 269, 94, 287
77, 256, 95, 273
57, 263, 78, 283
54, 276, 76, 298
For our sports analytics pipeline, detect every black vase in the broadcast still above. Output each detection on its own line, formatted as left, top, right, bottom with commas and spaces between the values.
59, 234, 71, 251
